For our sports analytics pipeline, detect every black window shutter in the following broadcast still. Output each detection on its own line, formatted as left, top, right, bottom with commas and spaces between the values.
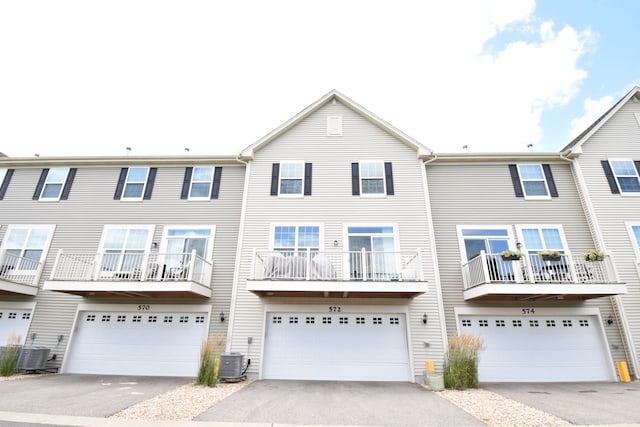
33, 169, 49, 200
0, 169, 14, 200
114, 168, 128, 200
304, 163, 312, 196
351, 163, 360, 196
508, 164, 524, 198
211, 166, 222, 199
542, 164, 558, 197
60, 168, 77, 200
384, 162, 394, 195
601, 160, 620, 194
181, 167, 193, 199
143, 168, 157, 200
270, 163, 280, 196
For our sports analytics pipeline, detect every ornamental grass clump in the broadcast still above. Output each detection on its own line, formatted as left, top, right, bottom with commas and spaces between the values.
196, 335, 226, 387
443, 333, 484, 390
0, 334, 21, 377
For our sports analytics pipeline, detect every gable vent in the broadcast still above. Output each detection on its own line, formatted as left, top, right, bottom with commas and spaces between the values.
327, 116, 343, 136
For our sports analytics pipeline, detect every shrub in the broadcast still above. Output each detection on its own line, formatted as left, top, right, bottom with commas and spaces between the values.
583, 250, 605, 261
0, 334, 21, 377
196, 335, 226, 387
443, 333, 484, 390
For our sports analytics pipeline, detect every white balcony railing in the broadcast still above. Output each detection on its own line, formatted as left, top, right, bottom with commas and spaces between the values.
48, 249, 212, 287
250, 249, 424, 282
0, 252, 43, 287
462, 251, 618, 290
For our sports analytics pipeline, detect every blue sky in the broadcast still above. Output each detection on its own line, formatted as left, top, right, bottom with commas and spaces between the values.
534, 0, 640, 149
0, 0, 639, 157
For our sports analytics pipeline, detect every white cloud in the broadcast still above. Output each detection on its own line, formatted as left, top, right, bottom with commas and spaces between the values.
569, 95, 615, 140
0, 0, 594, 157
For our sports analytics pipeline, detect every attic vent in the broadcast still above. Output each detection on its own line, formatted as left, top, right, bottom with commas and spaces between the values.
327, 116, 343, 136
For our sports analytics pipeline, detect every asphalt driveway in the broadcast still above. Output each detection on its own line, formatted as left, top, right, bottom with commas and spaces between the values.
196, 380, 484, 426
485, 381, 640, 425
0, 374, 190, 417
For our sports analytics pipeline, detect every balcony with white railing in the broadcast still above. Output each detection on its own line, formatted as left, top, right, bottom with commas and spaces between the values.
246, 249, 427, 298
43, 249, 213, 298
0, 252, 43, 296
461, 251, 627, 301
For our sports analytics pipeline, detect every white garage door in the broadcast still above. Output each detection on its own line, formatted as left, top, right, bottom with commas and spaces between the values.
263, 312, 411, 381
0, 308, 31, 345
65, 311, 208, 376
459, 314, 613, 382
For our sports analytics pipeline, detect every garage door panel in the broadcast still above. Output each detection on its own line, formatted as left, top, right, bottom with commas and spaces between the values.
0, 309, 32, 345
263, 313, 411, 381
460, 315, 612, 382
65, 311, 208, 377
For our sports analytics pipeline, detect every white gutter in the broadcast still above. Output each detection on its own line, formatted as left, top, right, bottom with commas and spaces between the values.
421, 155, 449, 364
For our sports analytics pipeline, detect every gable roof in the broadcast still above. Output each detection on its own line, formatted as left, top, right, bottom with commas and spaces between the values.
240, 90, 431, 159
562, 86, 640, 155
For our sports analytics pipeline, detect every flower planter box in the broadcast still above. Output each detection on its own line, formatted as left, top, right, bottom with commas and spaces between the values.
501, 255, 521, 261
541, 255, 561, 261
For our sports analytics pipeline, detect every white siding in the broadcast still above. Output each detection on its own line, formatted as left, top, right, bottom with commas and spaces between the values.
0, 162, 245, 370
571, 97, 640, 375
228, 100, 445, 379
425, 160, 626, 364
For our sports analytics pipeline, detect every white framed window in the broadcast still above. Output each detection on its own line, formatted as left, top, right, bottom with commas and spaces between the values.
345, 224, 398, 280
516, 225, 568, 256
626, 223, 640, 258
609, 159, 640, 193
270, 162, 312, 197
190, 167, 214, 199
359, 161, 385, 195
39, 167, 70, 200
271, 224, 321, 254
0, 169, 7, 186
99, 225, 154, 273
457, 226, 519, 281
114, 167, 156, 201
181, 166, 222, 200
457, 226, 515, 260
160, 226, 216, 271
279, 162, 304, 196
1, 225, 56, 272
123, 167, 150, 199
517, 164, 550, 198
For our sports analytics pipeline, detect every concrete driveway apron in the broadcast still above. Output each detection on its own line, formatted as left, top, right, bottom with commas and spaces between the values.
484, 381, 640, 426
197, 380, 484, 426
0, 374, 190, 417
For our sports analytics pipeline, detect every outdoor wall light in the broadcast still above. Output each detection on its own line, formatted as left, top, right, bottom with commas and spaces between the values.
220, 312, 225, 323
333, 240, 339, 247
422, 313, 428, 325
152, 242, 158, 249
607, 314, 614, 325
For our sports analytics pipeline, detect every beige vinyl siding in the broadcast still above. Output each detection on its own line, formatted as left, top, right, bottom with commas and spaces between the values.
426, 160, 626, 362
0, 163, 245, 369
229, 101, 445, 378
571, 98, 640, 374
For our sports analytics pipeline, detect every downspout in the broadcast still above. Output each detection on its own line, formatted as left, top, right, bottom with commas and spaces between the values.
561, 151, 640, 379
420, 154, 449, 368
225, 156, 251, 353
